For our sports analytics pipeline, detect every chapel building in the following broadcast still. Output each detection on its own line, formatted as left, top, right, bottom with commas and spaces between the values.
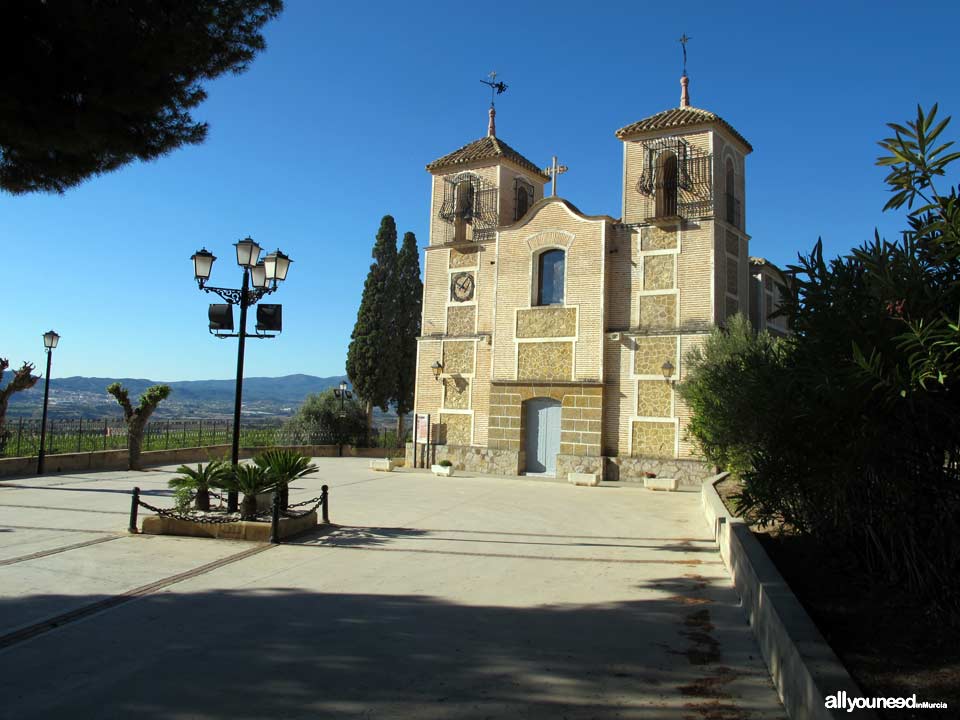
407, 74, 787, 486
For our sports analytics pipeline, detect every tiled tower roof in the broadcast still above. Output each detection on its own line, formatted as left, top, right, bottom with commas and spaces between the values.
615, 105, 752, 152
426, 136, 549, 180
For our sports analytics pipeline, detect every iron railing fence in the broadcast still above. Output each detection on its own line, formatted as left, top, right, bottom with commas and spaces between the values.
0, 417, 388, 459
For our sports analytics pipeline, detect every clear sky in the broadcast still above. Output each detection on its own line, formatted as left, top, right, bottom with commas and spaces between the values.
2, 0, 958, 381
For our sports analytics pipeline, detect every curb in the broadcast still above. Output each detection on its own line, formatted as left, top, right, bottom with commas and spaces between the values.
701, 473, 877, 719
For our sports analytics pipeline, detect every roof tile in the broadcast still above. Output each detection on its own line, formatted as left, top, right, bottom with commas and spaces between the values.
426, 136, 549, 180
615, 106, 752, 151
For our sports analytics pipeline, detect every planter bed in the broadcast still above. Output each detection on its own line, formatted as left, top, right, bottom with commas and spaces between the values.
141, 510, 318, 542
713, 475, 959, 718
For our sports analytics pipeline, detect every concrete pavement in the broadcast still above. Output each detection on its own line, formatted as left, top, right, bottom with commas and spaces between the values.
0, 458, 785, 718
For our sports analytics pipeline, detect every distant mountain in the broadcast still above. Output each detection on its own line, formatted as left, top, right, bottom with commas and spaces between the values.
6, 373, 353, 420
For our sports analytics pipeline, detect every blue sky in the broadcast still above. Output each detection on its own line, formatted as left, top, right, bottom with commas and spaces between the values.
3, 0, 959, 381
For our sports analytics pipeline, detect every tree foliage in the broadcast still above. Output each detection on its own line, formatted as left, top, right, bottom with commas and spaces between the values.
679, 104, 960, 620
107, 382, 172, 470
284, 388, 367, 446
0, 0, 282, 194
0, 358, 40, 451
346, 216, 400, 435
392, 230, 422, 445
677, 315, 789, 478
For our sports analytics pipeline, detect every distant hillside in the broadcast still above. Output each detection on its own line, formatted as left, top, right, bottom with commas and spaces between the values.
6, 373, 362, 420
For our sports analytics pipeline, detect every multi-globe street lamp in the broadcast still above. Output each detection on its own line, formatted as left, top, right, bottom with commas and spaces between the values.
333, 380, 353, 457
191, 237, 292, 512
36, 330, 60, 475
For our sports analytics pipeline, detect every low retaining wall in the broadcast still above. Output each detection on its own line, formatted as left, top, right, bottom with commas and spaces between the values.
608, 456, 713, 488
0, 443, 403, 479
405, 443, 521, 474
701, 475, 875, 720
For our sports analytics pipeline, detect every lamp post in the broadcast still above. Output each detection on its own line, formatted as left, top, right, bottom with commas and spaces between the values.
192, 238, 292, 512
37, 330, 60, 475
333, 380, 353, 457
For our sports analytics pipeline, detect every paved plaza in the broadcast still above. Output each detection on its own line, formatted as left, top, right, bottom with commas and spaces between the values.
0, 458, 785, 719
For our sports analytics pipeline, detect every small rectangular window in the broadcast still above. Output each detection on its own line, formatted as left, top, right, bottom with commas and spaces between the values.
537, 250, 565, 306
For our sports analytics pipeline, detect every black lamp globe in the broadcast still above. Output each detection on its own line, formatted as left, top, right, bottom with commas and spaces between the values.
42, 330, 60, 350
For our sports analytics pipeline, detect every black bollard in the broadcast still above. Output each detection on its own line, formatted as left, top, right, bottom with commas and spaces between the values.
269, 490, 281, 545
321, 484, 329, 524
128, 487, 140, 534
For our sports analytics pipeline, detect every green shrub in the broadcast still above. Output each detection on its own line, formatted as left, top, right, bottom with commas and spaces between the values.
168, 459, 230, 511
438, 459, 452, 467
254, 448, 317, 508
677, 314, 790, 478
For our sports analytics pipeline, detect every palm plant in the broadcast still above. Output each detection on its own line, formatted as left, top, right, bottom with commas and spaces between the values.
168, 459, 230, 511
215, 463, 277, 519
254, 449, 318, 508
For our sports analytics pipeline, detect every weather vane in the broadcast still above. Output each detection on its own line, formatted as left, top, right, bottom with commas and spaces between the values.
679, 34, 692, 75
480, 71, 508, 107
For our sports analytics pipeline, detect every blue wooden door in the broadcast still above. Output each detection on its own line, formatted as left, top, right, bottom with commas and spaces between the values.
525, 398, 562, 474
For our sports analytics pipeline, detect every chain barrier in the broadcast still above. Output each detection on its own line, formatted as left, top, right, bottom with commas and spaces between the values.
135, 493, 326, 524
136, 498, 241, 525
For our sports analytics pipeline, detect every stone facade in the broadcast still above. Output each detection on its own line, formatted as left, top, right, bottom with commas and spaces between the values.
516, 307, 577, 338
517, 342, 572, 381
437, 412, 471, 445
446, 305, 475, 336
634, 336, 678, 375
638, 294, 676, 330
641, 226, 677, 251
643, 255, 674, 291
605, 456, 714, 489
412, 83, 769, 484
443, 377, 470, 409
442, 340, 474, 375
636, 381, 672, 417
631, 420, 676, 458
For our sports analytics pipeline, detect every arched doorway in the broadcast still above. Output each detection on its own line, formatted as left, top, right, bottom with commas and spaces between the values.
524, 397, 561, 474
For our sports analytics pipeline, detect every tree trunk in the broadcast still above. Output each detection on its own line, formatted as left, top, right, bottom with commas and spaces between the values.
240, 494, 257, 520
396, 412, 405, 449
128, 420, 144, 470
195, 487, 210, 512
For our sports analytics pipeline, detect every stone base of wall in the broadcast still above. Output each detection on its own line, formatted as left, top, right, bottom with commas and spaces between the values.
406, 442, 521, 475
555, 454, 603, 479
405, 444, 713, 487
605, 456, 714, 489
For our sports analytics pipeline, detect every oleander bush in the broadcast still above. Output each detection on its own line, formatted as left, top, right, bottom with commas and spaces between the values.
680, 105, 960, 620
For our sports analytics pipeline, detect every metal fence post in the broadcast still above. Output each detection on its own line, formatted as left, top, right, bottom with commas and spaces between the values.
77, 417, 83, 453
15, 417, 22, 457
103, 419, 108, 451
321, 484, 329, 524
269, 490, 281, 544
198, 419, 203, 448
165, 420, 170, 450
129, 487, 140, 533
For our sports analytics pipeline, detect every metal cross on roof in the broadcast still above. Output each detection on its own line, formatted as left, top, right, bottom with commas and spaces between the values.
679, 34, 692, 75
480, 70, 508, 107
542, 156, 568, 198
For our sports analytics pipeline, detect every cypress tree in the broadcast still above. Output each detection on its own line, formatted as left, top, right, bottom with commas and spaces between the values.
346, 216, 399, 443
392, 231, 422, 447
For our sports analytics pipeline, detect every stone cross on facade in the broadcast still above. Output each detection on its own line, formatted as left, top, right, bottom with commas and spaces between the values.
543, 156, 569, 197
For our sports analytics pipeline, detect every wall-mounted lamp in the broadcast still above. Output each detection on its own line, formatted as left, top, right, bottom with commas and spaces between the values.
431, 360, 444, 381
661, 359, 675, 383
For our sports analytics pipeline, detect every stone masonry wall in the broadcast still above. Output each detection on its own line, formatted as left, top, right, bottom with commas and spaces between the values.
517, 342, 572, 381
516, 307, 577, 338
